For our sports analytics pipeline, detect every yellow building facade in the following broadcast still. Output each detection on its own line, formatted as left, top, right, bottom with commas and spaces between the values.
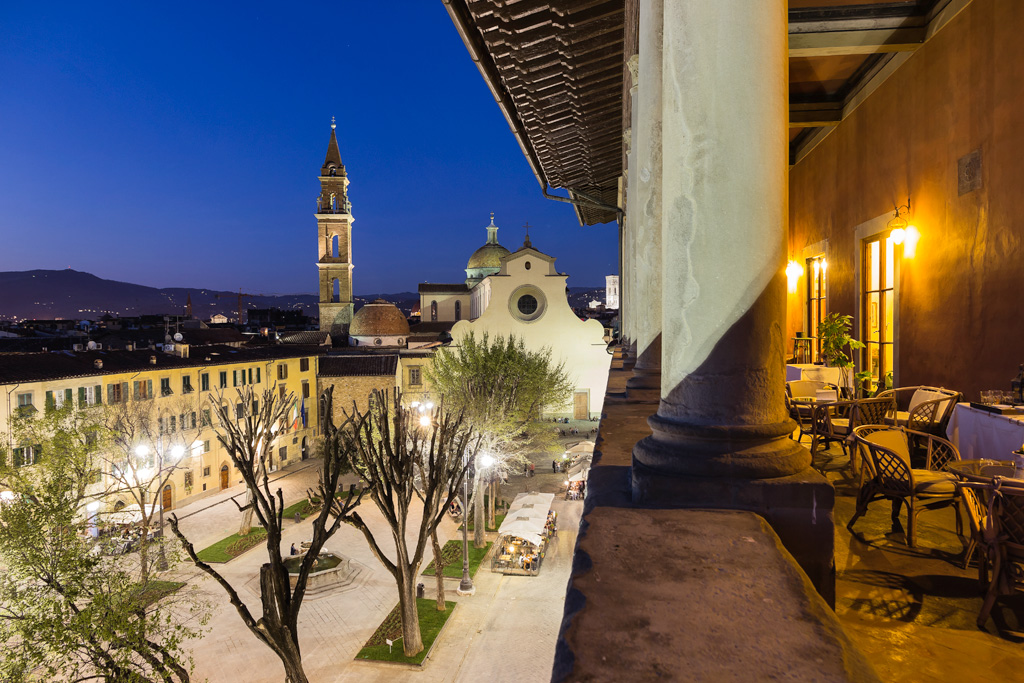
0, 345, 320, 512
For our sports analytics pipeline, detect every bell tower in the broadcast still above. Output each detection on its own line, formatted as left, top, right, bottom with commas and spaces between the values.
316, 118, 354, 337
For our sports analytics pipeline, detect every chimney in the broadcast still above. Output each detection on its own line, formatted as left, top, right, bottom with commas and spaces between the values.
150, 355, 158, 365
94, 359, 103, 369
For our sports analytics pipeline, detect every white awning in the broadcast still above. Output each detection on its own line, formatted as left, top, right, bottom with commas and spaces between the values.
568, 460, 590, 482
498, 492, 555, 546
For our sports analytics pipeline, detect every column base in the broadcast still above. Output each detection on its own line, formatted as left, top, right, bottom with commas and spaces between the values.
625, 367, 661, 402
631, 458, 835, 606
634, 412, 809, 479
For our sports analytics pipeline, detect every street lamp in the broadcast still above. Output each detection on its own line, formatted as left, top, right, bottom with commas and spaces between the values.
458, 452, 495, 595
457, 445, 475, 595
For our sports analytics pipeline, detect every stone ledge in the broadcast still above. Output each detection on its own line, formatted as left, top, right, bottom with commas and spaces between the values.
553, 507, 879, 683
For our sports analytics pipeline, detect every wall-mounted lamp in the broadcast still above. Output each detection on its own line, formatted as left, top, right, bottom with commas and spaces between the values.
786, 260, 802, 293
887, 199, 918, 256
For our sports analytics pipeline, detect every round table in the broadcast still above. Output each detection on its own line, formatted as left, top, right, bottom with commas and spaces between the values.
946, 459, 1022, 482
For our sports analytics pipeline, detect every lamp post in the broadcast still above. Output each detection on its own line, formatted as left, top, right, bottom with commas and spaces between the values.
458, 452, 494, 595
457, 446, 475, 595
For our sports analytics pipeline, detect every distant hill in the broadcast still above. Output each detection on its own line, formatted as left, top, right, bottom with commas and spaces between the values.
0, 269, 604, 321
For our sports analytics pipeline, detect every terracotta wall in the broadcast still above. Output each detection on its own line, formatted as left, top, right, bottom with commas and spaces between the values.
788, 0, 1024, 401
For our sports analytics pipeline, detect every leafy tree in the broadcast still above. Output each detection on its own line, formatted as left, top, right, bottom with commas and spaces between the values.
169, 385, 361, 683
0, 405, 204, 682
326, 388, 476, 656
426, 332, 573, 546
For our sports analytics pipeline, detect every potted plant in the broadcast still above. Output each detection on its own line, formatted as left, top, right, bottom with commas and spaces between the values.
816, 313, 872, 398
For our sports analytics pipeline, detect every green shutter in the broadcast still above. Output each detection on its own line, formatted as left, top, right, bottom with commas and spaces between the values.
256, 367, 261, 383
133, 382, 140, 400
65, 388, 73, 405
45, 391, 54, 411
79, 387, 87, 407
12, 448, 22, 468
108, 384, 115, 403
121, 382, 129, 402
147, 380, 153, 398
95, 385, 102, 405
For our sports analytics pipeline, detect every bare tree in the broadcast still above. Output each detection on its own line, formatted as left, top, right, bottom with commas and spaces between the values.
327, 388, 476, 657
168, 385, 361, 683
103, 392, 210, 580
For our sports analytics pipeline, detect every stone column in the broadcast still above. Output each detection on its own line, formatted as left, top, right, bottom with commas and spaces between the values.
632, 0, 834, 603
621, 54, 641, 370
625, 0, 663, 399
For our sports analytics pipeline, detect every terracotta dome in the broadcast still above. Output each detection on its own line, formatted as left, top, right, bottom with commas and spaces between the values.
350, 299, 410, 337
467, 242, 511, 270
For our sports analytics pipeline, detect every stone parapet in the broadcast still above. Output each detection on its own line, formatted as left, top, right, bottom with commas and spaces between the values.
553, 506, 878, 683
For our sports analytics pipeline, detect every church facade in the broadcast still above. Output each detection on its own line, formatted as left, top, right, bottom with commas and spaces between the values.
421, 217, 611, 419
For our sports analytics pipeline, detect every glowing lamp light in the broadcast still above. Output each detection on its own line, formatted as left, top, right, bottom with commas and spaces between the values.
419, 415, 431, 428
170, 445, 185, 460
903, 226, 920, 258
785, 260, 802, 293
890, 227, 906, 245
480, 454, 495, 468
134, 445, 150, 458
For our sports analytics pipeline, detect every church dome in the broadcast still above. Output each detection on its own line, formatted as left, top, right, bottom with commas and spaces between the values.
467, 243, 511, 270
350, 299, 410, 337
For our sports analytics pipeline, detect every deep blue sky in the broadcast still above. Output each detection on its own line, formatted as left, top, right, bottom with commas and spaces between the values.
0, 2, 618, 295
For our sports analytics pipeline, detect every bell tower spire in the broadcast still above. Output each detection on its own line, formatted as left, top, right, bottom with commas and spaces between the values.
316, 118, 355, 338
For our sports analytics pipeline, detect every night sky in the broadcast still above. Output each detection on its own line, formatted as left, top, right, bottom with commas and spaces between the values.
0, 2, 618, 296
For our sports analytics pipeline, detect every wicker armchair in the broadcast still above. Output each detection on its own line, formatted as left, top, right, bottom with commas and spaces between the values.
973, 477, 1024, 628
848, 425, 961, 547
957, 483, 988, 580
876, 386, 962, 437
843, 396, 897, 479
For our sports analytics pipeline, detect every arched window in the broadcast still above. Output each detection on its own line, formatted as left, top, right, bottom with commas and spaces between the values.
455, 300, 462, 321
430, 301, 438, 322
332, 235, 339, 258
333, 279, 340, 303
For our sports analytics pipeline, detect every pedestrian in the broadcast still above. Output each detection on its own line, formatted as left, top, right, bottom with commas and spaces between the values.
529, 462, 535, 477
524, 462, 529, 475
552, 460, 557, 473
289, 543, 298, 556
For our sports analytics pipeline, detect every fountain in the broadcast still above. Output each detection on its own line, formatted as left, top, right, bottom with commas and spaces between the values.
283, 551, 352, 590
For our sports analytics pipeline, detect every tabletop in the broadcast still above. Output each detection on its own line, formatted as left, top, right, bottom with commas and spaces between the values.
946, 458, 1023, 482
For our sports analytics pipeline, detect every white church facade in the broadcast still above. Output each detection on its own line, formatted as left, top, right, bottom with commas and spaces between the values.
423, 217, 611, 419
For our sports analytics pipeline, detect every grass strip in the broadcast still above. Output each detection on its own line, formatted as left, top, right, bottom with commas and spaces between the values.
421, 540, 491, 579
196, 528, 268, 563
355, 598, 456, 665
137, 579, 185, 606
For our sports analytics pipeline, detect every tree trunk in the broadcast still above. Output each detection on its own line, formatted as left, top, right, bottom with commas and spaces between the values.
473, 473, 486, 549
430, 530, 446, 611
398, 569, 424, 657
259, 563, 309, 683
488, 479, 496, 528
